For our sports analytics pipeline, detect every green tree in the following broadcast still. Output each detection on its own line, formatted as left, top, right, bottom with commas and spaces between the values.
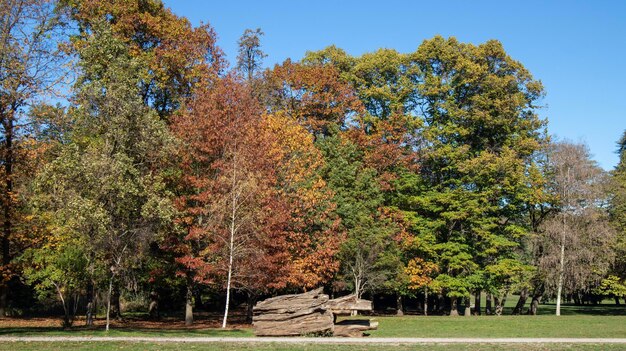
27, 21, 174, 329
610, 131, 626, 293
317, 129, 403, 299
61, 0, 223, 119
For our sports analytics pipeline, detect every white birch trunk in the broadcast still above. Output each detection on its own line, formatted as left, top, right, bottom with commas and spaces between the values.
222, 150, 237, 329
106, 275, 113, 331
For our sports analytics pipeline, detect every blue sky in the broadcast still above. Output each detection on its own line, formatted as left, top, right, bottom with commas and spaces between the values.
163, 0, 626, 170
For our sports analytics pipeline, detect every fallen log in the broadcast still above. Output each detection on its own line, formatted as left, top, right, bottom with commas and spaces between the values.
253, 288, 376, 337
333, 319, 379, 337
326, 294, 372, 316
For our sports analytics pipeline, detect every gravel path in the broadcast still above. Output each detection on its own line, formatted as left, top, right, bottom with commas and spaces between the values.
1, 336, 626, 344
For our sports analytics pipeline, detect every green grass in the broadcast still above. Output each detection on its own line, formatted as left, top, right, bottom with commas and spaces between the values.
350, 315, 626, 338
0, 342, 625, 351
1, 301, 624, 342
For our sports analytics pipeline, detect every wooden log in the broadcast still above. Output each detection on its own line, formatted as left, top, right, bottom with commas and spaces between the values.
333, 319, 378, 337
253, 287, 328, 313
252, 288, 375, 337
326, 294, 372, 316
253, 288, 334, 336
254, 310, 334, 336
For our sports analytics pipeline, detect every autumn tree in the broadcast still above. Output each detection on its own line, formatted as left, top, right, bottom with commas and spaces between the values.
172, 77, 342, 326
536, 141, 615, 315
61, 0, 223, 119
262, 59, 363, 137
262, 112, 341, 292
305, 47, 419, 119
0, 0, 68, 317
171, 75, 282, 327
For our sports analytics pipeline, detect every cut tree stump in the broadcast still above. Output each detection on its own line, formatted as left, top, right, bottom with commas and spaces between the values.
253, 288, 376, 337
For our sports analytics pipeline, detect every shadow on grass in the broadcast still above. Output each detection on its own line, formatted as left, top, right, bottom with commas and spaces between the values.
532, 303, 626, 316
0, 326, 253, 337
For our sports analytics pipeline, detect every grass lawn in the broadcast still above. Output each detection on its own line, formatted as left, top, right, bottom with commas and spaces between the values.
353, 315, 626, 338
0, 342, 625, 351
0, 301, 624, 351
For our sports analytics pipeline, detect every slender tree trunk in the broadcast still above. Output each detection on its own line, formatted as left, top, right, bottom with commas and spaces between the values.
148, 291, 159, 320
423, 287, 428, 316
110, 282, 121, 320
222, 147, 238, 329
246, 291, 256, 324
194, 287, 203, 310
185, 284, 193, 326
614, 296, 621, 305
528, 284, 543, 315
438, 294, 445, 314
512, 288, 528, 315
464, 296, 471, 316
86, 281, 94, 326
573, 293, 581, 305
449, 297, 459, 316
528, 295, 541, 315
494, 294, 507, 316
474, 290, 481, 315
486, 293, 492, 315
222, 246, 233, 328
0, 286, 6, 318
106, 275, 113, 332
556, 229, 565, 316
0, 117, 13, 319
396, 294, 404, 316
556, 170, 569, 317
54, 283, 71, 328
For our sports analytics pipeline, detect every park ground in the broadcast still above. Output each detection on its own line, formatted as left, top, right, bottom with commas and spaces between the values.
0, 299, 625, 350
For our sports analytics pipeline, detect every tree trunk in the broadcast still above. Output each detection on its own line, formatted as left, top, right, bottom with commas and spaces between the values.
494, 294, 507, 316
556, 240, 565, 316
556, 210, 567, 317
106, 275, 113, 331
527, 284, 543, 315
486, 293, 492, 315
86, 281, 94, 326
1, 117, 13, 319
464, 296, 471, 316
246, 291, 256, 324
512, 288, 528, 315
438, 294, 445, 314
222, 152, 237, 329
0, 286, 6, 318
148, 291, 159, 320
110, 282, 121, 320
194, 287, 203, 310
396, 294, 404, 316
474, 290, 481, 315
614, 296, 621, 305
185, 284, 193, 326
573, 293, 581, 305
449, 297, 459, 316
423, 287, 428, 316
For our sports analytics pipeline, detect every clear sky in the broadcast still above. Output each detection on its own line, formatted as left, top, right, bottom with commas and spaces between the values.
163, 0, 626, 170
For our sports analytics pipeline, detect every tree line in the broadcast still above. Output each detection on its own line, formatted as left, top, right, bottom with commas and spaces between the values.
1, 0, 625, 328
